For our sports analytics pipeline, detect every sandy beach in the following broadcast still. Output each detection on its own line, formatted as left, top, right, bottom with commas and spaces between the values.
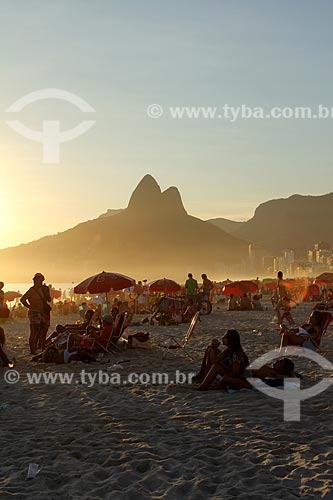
1, 301, 332, 500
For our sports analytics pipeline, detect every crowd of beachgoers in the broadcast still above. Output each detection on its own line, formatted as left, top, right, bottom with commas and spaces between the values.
1, 271, 333, 499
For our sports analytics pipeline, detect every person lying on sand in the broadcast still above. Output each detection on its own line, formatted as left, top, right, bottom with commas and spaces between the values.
0, 327, 15, 368
32, 344, 96, 364
196, 330, 249, 390
279, 310, 322, 351
219, 357, 301, 390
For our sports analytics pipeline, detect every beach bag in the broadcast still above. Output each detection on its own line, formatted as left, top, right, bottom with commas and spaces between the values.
128, 332, 151, 348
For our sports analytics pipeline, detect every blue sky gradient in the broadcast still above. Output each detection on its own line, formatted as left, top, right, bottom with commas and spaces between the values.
1, 0, 333, 246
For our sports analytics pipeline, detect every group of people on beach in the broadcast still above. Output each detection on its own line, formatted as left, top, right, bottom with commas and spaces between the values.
192, 329, 300, 391
0, 271, 331, 397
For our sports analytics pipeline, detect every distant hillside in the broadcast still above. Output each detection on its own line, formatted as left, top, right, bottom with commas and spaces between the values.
98, 209, 123, 218
211, 193, 333, 254
208, 218, 244, 236
0, 175, 248, 281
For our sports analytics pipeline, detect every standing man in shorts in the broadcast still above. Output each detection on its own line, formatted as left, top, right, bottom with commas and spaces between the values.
275, 271, 289, 324
21, 273, 52, 354
201, 274, 214, 301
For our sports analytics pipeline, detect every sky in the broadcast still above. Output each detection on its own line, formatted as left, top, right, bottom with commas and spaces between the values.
1, 0, 333, 248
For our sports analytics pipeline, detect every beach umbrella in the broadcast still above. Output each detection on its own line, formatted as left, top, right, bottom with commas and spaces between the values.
4, 291, 22, 302
222, 280, 258, 297
74, 271, 135, 294
51, 290, 62, 300
308, 284, 320, 295
264, 282, 276, 290
149, 278, 181, 294
314, 272, 333, 285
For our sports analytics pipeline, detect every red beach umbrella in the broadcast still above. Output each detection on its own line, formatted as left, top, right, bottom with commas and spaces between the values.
4, 291, 22, 302
149, 278, 181, 294
308, 284, 320, 295
51, 289, 62, 300
314, 273, 333, 285
74, 271, 135, 294
222, 280, 258, 297
264, 281, 276, 290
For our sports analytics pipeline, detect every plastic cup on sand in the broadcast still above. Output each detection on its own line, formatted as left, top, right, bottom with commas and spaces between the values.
26, 463, 40, 480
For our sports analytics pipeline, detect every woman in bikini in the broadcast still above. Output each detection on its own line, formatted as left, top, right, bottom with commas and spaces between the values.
279, 310, 322, 351
197, 330, 249, 390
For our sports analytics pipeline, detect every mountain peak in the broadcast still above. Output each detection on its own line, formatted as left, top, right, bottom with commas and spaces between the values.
127, 175, 161, 211
161, 186, 187, 215
127, 175, 188, 216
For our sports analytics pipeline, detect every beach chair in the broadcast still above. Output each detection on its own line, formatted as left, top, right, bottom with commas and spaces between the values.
67, 313, 128, 356
286, 311, 332, 351
160, 311, 200, 359
105, 312, 128, 353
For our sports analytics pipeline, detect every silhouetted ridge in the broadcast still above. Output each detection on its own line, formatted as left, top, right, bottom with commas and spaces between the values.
161, 187, 187, 216
127, 175, 161, 212
0, 174, 248, 281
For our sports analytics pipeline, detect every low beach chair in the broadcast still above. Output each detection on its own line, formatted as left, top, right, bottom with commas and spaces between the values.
105, 312, 128, 353
66, 313, 128, 356
160, 311, 200, 359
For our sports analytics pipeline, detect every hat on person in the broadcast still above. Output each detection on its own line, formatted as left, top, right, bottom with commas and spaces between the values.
33, 273, 45, 281
102, 314, 113, 324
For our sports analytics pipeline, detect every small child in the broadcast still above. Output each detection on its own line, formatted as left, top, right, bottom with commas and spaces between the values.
0, 327, 14, 368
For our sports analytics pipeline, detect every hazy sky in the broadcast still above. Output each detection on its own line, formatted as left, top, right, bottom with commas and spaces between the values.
1, 0, 333, 248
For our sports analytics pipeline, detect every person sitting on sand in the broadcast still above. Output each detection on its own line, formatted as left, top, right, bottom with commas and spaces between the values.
0, 327, 15, 368
239, 293, 252, 311
279, 310, 322, 351
66, 314, 114, 350
197, 330, 249, 390
252, 294, 263, 311
192, 338, 223, 383
227, 294, 238, 311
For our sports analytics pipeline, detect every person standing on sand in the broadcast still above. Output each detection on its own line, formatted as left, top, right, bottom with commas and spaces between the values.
275, 271, 289, 324
201, 274, 214, 301
20, 273, 52, 354
0, 327, 15, 368
0, 282, 4, 306
185, 273, 198, 301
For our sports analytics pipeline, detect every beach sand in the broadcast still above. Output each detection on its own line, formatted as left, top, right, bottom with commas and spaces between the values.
1, 301, 332, 499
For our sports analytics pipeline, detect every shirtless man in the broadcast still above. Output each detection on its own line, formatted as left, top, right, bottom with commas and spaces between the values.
275, 271, 290, 324
20, 273, 51, 354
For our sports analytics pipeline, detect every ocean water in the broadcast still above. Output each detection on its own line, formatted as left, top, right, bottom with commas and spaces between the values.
5, 283, 74, 294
